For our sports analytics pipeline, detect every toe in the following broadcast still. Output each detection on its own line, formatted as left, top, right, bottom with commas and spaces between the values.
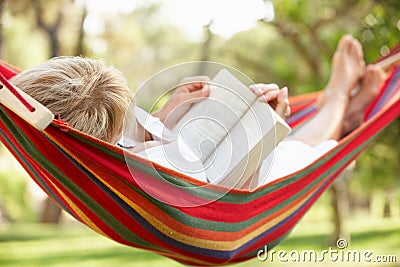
349, 39, 360, 57
355, 40, 364, 60
361, 65, 384, 96
362, 66, 374, 86
337, 35, 353, 52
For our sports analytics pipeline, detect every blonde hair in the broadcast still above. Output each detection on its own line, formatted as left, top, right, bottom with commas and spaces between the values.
11, 56, 133, 143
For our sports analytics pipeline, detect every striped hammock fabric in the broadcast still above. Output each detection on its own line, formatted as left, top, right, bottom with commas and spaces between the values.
0, 58, 399, 266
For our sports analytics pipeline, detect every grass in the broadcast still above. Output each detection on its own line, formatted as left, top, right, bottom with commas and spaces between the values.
0, 211, 399, 267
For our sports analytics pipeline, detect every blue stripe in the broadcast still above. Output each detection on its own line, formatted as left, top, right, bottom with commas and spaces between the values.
287, 105, 317, 124
367, 67, 400, 119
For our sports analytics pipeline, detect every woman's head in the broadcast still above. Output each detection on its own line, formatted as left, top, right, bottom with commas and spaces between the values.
11, 56, 134, 143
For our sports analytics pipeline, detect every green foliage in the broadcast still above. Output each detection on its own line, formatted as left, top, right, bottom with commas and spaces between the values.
352, 118, 400, 192
211, 23, 317, 94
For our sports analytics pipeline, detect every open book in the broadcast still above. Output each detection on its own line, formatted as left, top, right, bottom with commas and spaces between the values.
166, 69, 291, 189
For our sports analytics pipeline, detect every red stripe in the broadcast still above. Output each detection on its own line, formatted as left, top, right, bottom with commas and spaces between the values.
287, 110, 318, 128
365, 66, 399, 119
0, 71, 36, 112
0, 59, 20, 78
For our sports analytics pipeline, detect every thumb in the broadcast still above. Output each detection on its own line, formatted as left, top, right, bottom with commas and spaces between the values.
275, 87, 290, 118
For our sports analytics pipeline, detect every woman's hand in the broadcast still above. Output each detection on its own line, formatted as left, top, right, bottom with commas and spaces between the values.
152, 76, 210, 129
249, 83, 291, 119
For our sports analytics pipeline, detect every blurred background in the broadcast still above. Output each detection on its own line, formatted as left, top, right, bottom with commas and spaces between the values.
0, 0, 399, 266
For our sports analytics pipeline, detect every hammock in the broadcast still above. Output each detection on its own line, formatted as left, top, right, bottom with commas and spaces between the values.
0, 51, 399, 266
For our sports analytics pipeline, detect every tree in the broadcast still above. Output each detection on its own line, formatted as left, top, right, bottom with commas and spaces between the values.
350, 118, 400, 217
32, 0, 63, 57
1, 0, 195, 223
3, 0, 89, 224
198, 21, 214, 74
32, 0, 88, 57
74, 3, 87, 56
257, 0, 400, 243
0, 0, 6, 57
32, 0, 88, 223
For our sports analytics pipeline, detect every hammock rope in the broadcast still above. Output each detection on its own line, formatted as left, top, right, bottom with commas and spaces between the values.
0, 54, 399, 265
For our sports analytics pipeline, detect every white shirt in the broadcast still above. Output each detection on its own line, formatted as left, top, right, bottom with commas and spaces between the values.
257, 139, 337, 186
118, 107, 338, 187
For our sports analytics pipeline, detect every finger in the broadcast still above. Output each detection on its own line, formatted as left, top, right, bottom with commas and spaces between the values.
282, 106, 291, 118
181, 85, 210, 103
250, 83, 279, 96
257, 89, 280, 103
275, 87, 290, 118
180, 76, 210, 92
183, 81, 210, 93
180, 81, 209, 93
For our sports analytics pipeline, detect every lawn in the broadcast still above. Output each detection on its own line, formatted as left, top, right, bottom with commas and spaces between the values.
0, 211, 399, 267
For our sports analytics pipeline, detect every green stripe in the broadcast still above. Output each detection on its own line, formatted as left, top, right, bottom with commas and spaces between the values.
50, 116, 382, 234
1, 108, 160, 251
69, 126, 357, 202
62, 123, 377, 232
170, 138, 372, 232
134, 144, 365, 233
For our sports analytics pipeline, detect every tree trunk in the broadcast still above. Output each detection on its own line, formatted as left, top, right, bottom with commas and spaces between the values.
39, 198, 62, 224
75, 4, 88, 56
0, 197, 11, 223
348, 191, 371, 214
33, 0, 65, 223
329, 170, 351, 245
198, 21, 213, 75
0, 0, 6, 58
49, 30, 59, 58
383, 188, 393, 218
33, 0, 63, 57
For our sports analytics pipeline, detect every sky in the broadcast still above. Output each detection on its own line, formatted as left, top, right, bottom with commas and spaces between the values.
79, 0, 274, 40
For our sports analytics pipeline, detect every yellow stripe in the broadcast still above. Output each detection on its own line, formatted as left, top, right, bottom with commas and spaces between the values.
46, 132, 323, 250
47, 178, 107, 237
97, 173, 319, 251
47, 179, 215, 265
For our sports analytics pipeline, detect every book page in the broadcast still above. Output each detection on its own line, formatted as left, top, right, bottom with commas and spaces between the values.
172, 69, 256, 163
205, 99, 291, 188
204, 101, 267, 184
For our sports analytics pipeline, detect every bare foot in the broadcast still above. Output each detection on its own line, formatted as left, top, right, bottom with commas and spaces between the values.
340, 65, 385, 136
318, 35, 365, 108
